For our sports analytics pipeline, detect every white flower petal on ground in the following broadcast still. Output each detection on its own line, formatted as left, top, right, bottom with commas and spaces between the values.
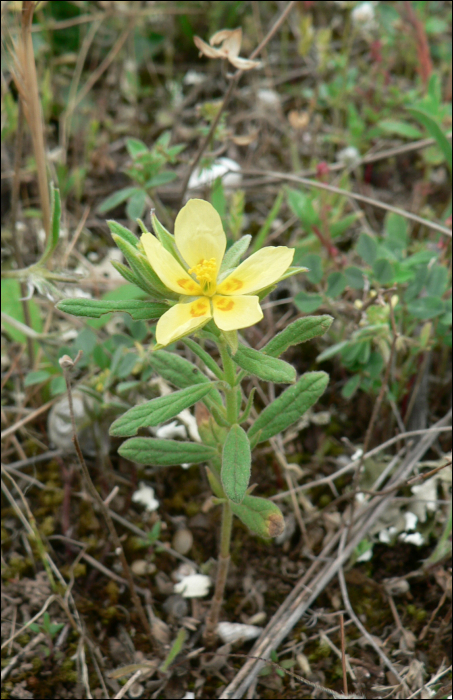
174, 573, 211, 598
132, 483, 159, 512
404, 511, 418, 532
154, 421, 187, 440
188, 158, 242, 190
217, 622, 262, 644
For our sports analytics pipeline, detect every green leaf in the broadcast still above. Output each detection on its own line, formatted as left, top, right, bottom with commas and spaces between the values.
50, 376, 66, 395
57, 298, 168, 320
342, 374, 361, 398
407, 108, 452, 172
248, 371, 329, 443
378, 119, 423, 139
384, 213, 408, 252
263, 315, 333, 357
344, 266, 365, 289
406, 296, 445, 319
41, 184, 61, 263
115, 351, 138, 379
112, 235, 174, 299
150, 211, 178, 259
159, 628, 187, 674
24, 369, 51, 387
356, 233, 378, 265
118, 437, 217, 466
73, 327, 97, 356
298, 253, 323, 285
97, 187, 139, 214
183, 338, 224, 380
221, 424, 251, 504
425, 265, 449, 296
373, 258, 395, 284
330, 213, 360, 239
220, 235, 252, 274
251, 190, 284, 253
126, 189, 147, 220
230, 496, 285, 538
126, 138, 148, 158
110, 261, 152, 295
211, 177, 227, 220
1, 279, 43, 344
107, 220, 139, 248
148, 350, 223, 406
326, 272, 347, 298
110, 384, 215, 437
222, 329, 238, 354
230, 345, 296, 383
145, 171, 177, 188
294, 292, 323, 313
317, 340, 349, 362
286, 188, 319, 230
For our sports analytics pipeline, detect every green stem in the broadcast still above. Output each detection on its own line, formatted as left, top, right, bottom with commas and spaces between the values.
202, 340, 239, 643
218, 341, 239, 424
203, 500, 233, 643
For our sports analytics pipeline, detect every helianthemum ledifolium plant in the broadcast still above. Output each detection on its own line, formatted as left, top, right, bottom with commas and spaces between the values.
58, 199, 332, 641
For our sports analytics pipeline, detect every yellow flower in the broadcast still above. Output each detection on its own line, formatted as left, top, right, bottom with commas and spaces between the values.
141, 199, 294, 346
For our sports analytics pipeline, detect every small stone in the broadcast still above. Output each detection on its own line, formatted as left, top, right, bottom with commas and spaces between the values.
131, 560, 156, 576
172, 528, 193, 555
163, 594, 189, 619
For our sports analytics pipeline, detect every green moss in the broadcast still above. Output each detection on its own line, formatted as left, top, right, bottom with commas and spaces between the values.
105, 580, 120, 604
185, 501, 200, 517
406, 604, 427, 622
102, 606, 120, 621
31, 656, 43, 673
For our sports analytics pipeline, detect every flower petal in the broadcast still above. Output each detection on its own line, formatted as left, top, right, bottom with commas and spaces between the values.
156, 298, 212, 346
141, 232, 202, 296
217, 247, 294, 296
194, 36, 224, 59
212, 295, 262, 331
212, 28, 242, 58
210, 28, 240, 46
228, 55, 262, 70
174, 199, 226, 273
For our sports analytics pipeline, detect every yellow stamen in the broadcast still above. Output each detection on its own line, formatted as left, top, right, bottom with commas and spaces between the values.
188, 258, 217, 294
188, 258, 217, 282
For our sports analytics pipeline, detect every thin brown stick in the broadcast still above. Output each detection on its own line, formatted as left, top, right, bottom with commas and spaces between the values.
73, 20, 135, 110
220, 410, 451, 698
339, 614, 348, 697
9, 71, 34, 364
9, 2, 50, 237
337, 541, 407, 690
271, 426, 451, 502
241, 169, 452, 237
59, 353, 160, 652
178, 1, 298, 207
1, 398, 57, 440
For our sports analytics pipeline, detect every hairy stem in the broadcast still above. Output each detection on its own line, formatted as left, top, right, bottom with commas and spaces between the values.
203, 500, 233, 643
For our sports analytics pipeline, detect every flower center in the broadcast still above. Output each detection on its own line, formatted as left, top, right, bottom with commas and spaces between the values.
188, 258, 217, 295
